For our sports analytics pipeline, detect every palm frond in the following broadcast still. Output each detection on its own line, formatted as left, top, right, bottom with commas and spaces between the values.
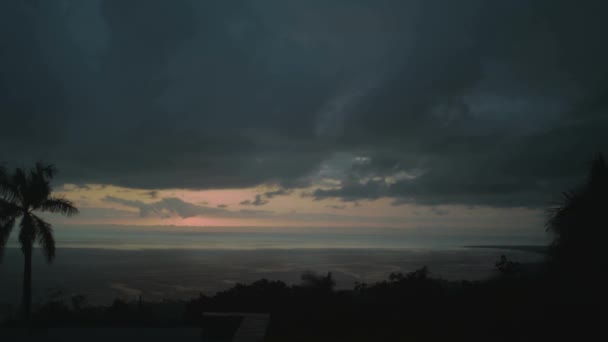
13, 168, 27, 190
0, 216, 16, 262
0, 198, 23, 217
0, 168, 19, 202
0, 165, 5, 193
8, 168, 28, 205
26, 164, 54, 207
32, 214, 55, 262
34, 162, 56, 180
39, 197, 79, 216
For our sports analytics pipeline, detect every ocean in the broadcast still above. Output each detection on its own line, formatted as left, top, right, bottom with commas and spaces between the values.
0, 227, 547, 309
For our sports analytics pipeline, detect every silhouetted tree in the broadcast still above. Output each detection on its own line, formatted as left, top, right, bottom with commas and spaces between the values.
495, 255, 520, 276
71, 294, 87, 311
389, 266, 429, 282
546, 155, 608, 272
0, 163, 78, 322
301, 271, 335, 291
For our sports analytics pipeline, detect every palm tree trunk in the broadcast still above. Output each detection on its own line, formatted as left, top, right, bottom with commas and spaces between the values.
22, 245, 32, 323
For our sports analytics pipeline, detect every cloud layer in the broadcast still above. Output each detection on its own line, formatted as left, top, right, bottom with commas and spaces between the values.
1, 0, 607, 208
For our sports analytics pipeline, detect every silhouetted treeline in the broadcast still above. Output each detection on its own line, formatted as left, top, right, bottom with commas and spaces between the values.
1, 255, 606, 341
546, 155, 608, 275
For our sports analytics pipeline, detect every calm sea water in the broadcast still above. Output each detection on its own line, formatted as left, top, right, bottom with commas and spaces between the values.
0, 227, 547, 310
4, 225, 548, 250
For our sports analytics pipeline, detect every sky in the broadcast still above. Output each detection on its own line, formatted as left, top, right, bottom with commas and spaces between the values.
1, 0, 607, 239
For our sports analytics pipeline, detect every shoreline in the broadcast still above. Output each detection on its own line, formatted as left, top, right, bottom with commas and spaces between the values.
465, 245, 547, 254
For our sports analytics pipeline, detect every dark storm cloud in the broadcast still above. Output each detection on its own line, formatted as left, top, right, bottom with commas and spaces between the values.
240, 188, 291, 206
1, 0, 608, 207
263, 189, 291, 199
239, 195, 269, 207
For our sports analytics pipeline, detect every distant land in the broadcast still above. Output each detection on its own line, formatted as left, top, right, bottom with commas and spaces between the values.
466, 245, 548, 254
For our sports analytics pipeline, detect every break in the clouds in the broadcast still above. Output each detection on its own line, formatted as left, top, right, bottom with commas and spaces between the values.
1, 0, 607, 209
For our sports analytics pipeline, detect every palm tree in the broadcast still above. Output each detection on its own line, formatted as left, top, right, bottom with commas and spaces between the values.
0, 163, 78, 321
546, 154, 608, 270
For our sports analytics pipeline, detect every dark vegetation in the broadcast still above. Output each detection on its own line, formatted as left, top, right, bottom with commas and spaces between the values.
0, 163, 78, 322
1, 156, 607, 341
0, 262, 600, 341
